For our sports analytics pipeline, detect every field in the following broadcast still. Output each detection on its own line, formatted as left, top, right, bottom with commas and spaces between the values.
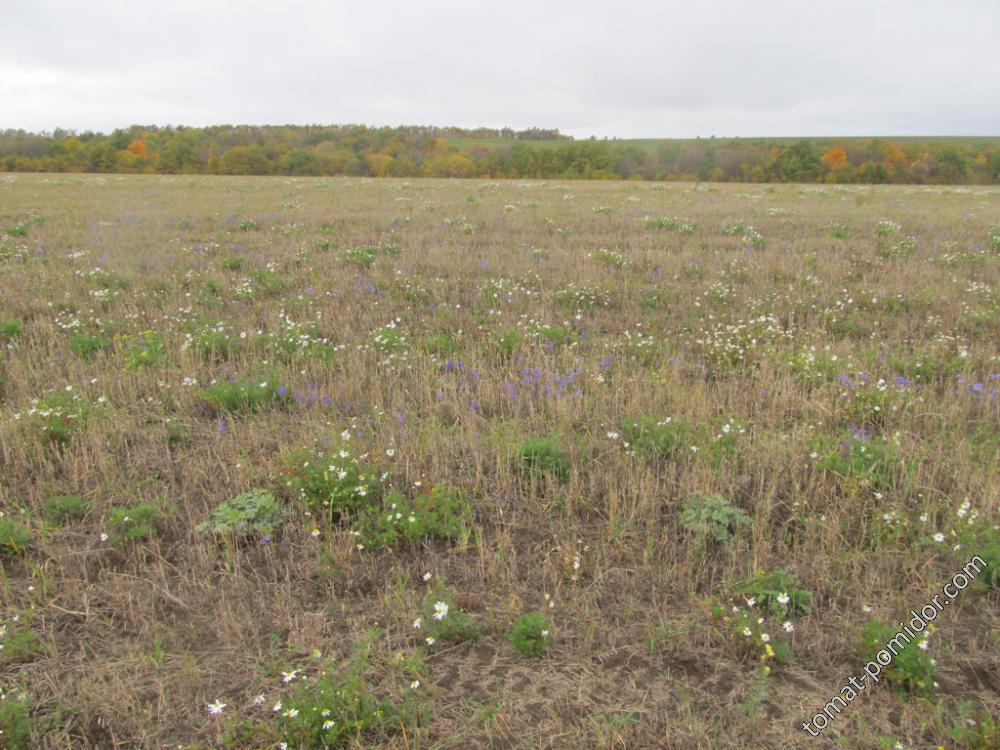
0, 174, 998, 749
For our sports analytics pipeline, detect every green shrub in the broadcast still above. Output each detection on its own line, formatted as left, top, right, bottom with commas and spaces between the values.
0, 318, 22, 341
858, 619, 935, 697
201, 375, 286, 414
273, 653, 415, 748
681, 494, 750, 544
0, 516, 32, 555
221, 255, 248, 271
68, 332, 112, 360
813, 430, 903, 491
123, 331, 167, 369
279, 447, 381, 520
507, 612, 551, 658
18, 392, 91, 447
0, 688, 32, 749
422, 332, 458, 357
357, 485, 472, 549
106, 503, 165, 544
196, 489, 283, 537
0, 618, 43, 665
420, 590, 482, 647
619, 415, 693, 459
517, 438, 571, 482
341, 245, 380, 268
258, 319, 333, 362
248, 268, 290, 298
735, 569, 812, 617
496, 329, 523, 361
595, 249, 629, 269
188, 320, 240, 360
43, 495, 91, 525
165, 420, 190, 446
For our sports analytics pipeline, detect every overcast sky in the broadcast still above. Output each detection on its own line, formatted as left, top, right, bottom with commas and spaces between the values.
2, 0, 998, 138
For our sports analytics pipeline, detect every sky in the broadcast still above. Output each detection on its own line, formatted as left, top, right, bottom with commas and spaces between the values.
2, 0, 998, 139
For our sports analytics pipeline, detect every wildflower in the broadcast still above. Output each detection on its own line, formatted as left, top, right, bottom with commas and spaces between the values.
322, 719, 335, 730
207, 699, 226, 714
283, 708, 299, 718
281, 670, 299, 683
776, 592, 790, 606
425, 637, 435, 645
932, 532, 945, 543
432, 601, 449, 620
760, 633, 771, 643
422, 571, 432, 582
386, 448, 395, 457
783, 621, 795, 633
410, 680, 421, 689
413, 617, 422, 629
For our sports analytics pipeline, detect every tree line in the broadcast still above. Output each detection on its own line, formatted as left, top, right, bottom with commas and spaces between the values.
1, 124, 998, 184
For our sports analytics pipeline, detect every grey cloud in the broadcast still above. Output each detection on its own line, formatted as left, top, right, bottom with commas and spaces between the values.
1, 0, 997, 137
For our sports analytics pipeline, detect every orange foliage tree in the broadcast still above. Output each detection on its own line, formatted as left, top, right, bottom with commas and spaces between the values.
821, 146, 848, 168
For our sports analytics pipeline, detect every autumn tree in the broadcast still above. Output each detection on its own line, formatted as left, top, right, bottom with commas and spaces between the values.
821, 146, 848, 168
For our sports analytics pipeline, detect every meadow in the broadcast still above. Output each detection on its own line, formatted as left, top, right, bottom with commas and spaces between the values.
0, 173, 998, 749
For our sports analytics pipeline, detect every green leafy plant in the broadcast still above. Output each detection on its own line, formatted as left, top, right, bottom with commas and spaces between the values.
418, 590, 482, 647
813, 430, 903, 491
619, 415, 693, 459
858, 619, 935, 697
517, 437, 571, 482
0, 516, 32, 556
940, 700, 1000, 750
18, 392, 92, 447
0, 687, 32, 749
106, 503, 166, 544
279, 446, 381, 520
507, 611, 552, 658
0, 318, 22, 341
196, 489, 284, 537
221, 255, 249, 271
0, 616, 43, 665
201, 374, 286, 414
735, 569, 812, 617
681, 494, 750, 544
357, 485, 473, 549
123, 330, 167, 369
43, 495, 91, 525
273, 644, 418, 749
68, 331, 112, 360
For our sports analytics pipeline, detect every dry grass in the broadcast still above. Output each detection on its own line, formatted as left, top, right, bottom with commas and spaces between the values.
0, 173, 998, 749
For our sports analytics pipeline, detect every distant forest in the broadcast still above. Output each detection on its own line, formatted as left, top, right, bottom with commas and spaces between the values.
2, 124, 999, 184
